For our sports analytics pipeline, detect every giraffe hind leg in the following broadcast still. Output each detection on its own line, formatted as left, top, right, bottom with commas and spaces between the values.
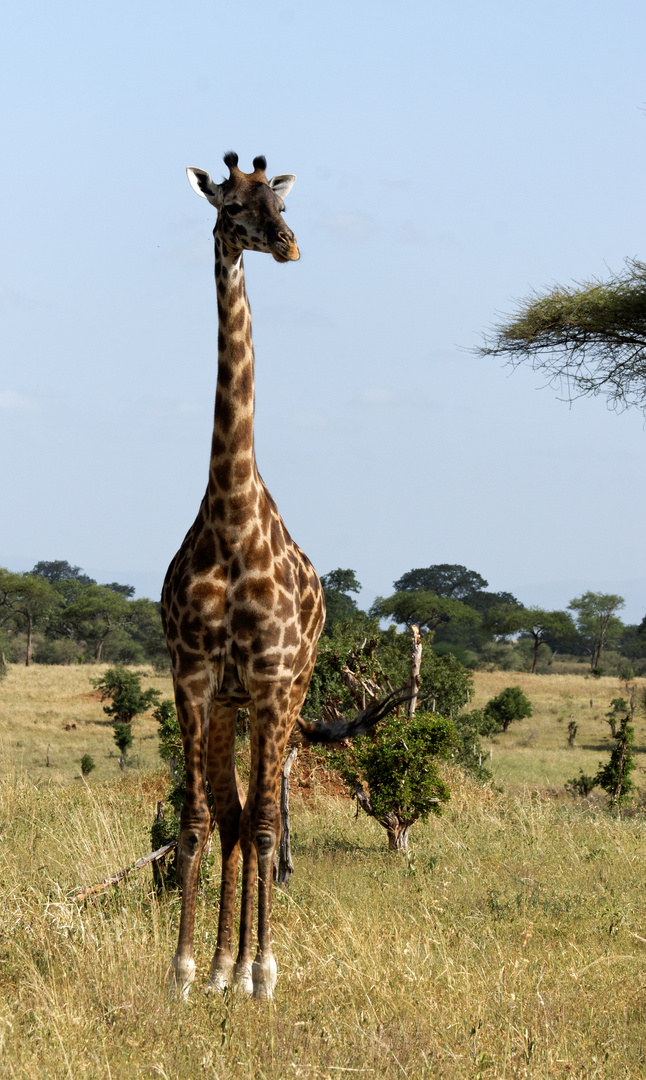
205, 702, 248, 994
242, 693, 296, 1001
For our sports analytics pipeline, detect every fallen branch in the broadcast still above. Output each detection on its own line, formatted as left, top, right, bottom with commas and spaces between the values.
73, 840, 177, 901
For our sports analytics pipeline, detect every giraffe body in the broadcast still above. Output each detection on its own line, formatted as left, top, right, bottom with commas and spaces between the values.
162, 153, 325, 1000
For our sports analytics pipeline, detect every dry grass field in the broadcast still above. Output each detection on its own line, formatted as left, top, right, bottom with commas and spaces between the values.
470, 671, 646, 795
1, 664, 646, 1078
0, 664, 174, 784
1, 664, 641, 795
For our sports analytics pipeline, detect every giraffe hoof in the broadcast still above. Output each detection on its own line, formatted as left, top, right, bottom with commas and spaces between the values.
252, 954, 277, 1001
206, 957, 234, 994
205, 972, 229, 994
169, 957, 195, 1002
206, 972, 234, 993
232, 962, 254, 996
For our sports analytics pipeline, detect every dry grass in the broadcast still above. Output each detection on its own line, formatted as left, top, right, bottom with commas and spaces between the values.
469, 671, 646, 795
0, 664, 173, 784
2, 665, 646, 1077
1, 761, 646, 1078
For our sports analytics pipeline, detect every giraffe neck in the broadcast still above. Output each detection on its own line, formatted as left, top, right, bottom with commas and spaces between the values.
205, 232, 260, 526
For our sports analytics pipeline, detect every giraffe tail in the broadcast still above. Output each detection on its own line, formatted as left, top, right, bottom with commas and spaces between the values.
297, 687, 413, 744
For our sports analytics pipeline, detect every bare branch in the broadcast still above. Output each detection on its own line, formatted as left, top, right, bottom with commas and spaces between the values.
73, 840, 177, 901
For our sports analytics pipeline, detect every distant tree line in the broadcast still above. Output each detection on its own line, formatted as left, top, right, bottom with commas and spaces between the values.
315, 564, 645, 678
0, 561, 167, 667
1, 558, 643, 678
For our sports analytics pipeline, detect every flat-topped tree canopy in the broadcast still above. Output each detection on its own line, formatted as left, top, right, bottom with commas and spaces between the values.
478, 257, 646, 413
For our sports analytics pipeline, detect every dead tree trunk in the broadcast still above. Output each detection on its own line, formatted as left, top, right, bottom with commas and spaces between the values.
274, 746, 298, 888
25, 615, 34, 667
407, 624, 422, 718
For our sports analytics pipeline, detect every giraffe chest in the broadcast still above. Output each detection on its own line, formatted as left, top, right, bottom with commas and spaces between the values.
162, 527, 312, 688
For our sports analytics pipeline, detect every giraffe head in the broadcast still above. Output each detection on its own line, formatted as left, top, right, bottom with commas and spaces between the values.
187, 153, 299, 263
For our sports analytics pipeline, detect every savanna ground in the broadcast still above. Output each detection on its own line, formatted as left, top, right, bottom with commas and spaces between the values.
1, 665, 646, 1079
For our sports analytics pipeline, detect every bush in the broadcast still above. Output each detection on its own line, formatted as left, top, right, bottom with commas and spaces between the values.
567, 713, 635, 807
34, 639, 83, 665
595, 717, 635, 806
152, 699, 185, 816
80, 754, 96, 776
484, 686, 533, 732
476, 642, 521, 671
566, 770, 597, 797
92, 666, 161, 724
451, 709, 496, 781
113, 723, 134, 759
101, 632, 146, 666
331, 710, 457, 851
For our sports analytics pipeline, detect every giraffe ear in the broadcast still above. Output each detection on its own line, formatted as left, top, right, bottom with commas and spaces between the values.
268, 174, 296, 200
186, 167, 224, 208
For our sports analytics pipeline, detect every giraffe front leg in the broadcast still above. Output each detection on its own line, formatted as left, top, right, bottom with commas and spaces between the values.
231, 829, 257, 995
241, 694, 294, 1000
170, 802, 211, 1000
169, 691, 211, 1001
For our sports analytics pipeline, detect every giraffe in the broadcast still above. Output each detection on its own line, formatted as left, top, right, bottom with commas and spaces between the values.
162, 152, 408, 1002
161, 150, 327, 1002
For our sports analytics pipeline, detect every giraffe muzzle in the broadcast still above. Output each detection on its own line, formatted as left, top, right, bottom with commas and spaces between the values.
274, 241, 302, 262
272, 233, 300, 263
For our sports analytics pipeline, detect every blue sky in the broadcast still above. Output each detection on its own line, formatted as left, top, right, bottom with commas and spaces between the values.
2, 0, 646, 620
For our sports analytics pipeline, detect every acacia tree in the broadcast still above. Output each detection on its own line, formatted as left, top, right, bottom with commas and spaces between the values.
484, 686, 533, 733
568, 592, 625, 669
394, 564, 488, 599
0, 570, 59, 665
370, 590, 480, 638
320, 568, 362, 630
478, 258, 646, 412
65, 586, 146, 660
31, 561, 95, 587
333, 709, 456, 850
93, 666, 161, 770
307, 617, 478, 850
488, 605, 576, 673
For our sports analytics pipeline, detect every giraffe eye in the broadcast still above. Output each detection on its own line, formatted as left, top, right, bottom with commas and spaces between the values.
226, 203, 243, 215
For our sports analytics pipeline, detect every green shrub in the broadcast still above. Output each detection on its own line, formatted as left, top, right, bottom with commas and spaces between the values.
34, 639, 83, 665
484, 686, 533, 732
113, 723, 134, 757
92, 666, 161, 724
331, 710, 457, 850
567, 703, 635, 807
80, 754, 96, 776
452, 708, 495, 781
